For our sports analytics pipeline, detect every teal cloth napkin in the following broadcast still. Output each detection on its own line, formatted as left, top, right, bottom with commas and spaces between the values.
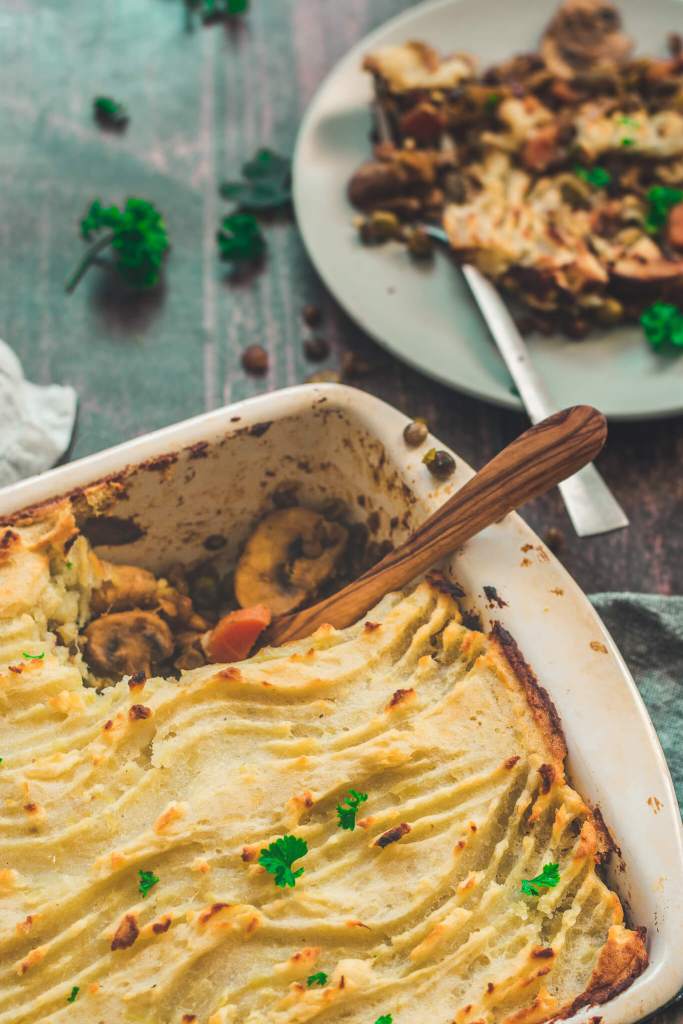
591, 594, 682, 1021
590, 593, 682, 811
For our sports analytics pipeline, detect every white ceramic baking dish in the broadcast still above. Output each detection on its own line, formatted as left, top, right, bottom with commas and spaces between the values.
0, 383, 680, 1024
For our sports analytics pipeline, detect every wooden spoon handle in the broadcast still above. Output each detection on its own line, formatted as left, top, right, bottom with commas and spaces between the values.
268, 405, 606, 646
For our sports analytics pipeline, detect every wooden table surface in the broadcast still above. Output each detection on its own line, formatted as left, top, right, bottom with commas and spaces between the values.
2, 0, 681, 598
0, 4, 681, 1020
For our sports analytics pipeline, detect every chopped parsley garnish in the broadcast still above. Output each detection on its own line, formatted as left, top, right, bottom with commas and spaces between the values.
65, 198, 169, 293
336, 789, 368, 831
65, 561, 73, 570
220, 148, 292, 212
521, 862, 560, 896
138, 869, 160, 898
22, 651, 44, 660
0, 758, 3, 765
618, 114, 638, 147
67, 986, 80, 1003
217, 213, 266, 267
640, 302, 683, 350
574, 165, 611, 189
644, 186, 683, 235
258, 834, 308, 888
307, 972, 328, 987
484, 92, 502, 111
93, 96, 129, 130
375, 1016, 393, 1024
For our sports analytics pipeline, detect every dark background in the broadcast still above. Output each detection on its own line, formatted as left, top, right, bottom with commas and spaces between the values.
0, 0, 680, 601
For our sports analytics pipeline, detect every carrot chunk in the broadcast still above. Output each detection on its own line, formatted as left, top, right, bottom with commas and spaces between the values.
206, 605, 272, 662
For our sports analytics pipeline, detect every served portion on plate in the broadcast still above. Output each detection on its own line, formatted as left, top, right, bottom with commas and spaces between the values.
0, 500, 648, 1023
349, 0, 683, 344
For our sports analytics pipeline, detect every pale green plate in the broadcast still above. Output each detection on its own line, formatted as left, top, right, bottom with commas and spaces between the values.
293, 0, 683, 419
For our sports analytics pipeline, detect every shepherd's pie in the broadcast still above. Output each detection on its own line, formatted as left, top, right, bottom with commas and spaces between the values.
0, 504, 647, 1023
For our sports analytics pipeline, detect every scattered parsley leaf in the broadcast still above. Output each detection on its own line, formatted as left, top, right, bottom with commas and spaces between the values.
521, 862, 560, 896
574, 165, 611, 189
65, 561, 73, 570
336, 789, 368, 831
65, 198, 169, 293
0, 758, 3, 765
22, 651, 44, 660
185, 0, 249, 24
93, 96, 129, 130
67, 986, 80, 1003
375, 1016, 393, 1024
220, 148, 292, 211
644, 186, 683, 235
138, 869, 160, 898
217, 213, 266, 267
307, 972, 328, 987
484, 92, 502, 111
640, 302, 683, 350
258, 834, 308, 888
620, 137, 635, 147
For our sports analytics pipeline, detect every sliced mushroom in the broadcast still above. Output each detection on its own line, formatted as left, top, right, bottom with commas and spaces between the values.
84, 611, 173, 679
612, 258, 683, 283
541, 0, 632, 79
90, 561, 159, 615
234, 508, 348, 616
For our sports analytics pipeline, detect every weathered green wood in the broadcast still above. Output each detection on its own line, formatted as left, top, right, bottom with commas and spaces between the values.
0, 0, 681, 606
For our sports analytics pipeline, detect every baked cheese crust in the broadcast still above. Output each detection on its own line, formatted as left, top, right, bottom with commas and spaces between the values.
0, 505, 647, 1023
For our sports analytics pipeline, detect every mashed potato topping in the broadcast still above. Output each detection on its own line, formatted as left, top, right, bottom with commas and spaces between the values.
0, 505, 646, 1023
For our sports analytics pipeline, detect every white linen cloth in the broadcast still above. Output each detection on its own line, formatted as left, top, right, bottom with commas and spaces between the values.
0, 339, 77, 487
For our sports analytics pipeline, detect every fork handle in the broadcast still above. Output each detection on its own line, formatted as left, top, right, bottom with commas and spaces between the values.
461, 264, 628, 537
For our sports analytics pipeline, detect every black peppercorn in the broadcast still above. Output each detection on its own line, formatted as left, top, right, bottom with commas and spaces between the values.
303, 336, 330, 362
423, 448, 456, 479
241, 345, 269, 375
302, 304, 323, 327
403, 420, 428, 446
544, 526, 565, 553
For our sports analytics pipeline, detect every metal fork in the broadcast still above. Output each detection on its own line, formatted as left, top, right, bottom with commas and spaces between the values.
371, 99, 627, 535
425, 226, 628, 537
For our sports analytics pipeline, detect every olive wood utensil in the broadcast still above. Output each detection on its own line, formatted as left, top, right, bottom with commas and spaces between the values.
267, 404, 606, 646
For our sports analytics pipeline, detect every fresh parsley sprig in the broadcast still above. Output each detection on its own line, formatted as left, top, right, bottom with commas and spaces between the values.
186, 0, 249, 23
375, 1016, 393, 1024
641, 302, 683, 350
644, 186, 683, 235
521, 862, 560, 896
138, 869, 160, 898
307, 971, 328, 987
67, 986, 80, 1003
220, 148, 292, 212
336, 789, 368, 831
258, 835, 308, 888
217, 213, 266, 268
65, 198, 169, 293
93, 96, 129, 130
